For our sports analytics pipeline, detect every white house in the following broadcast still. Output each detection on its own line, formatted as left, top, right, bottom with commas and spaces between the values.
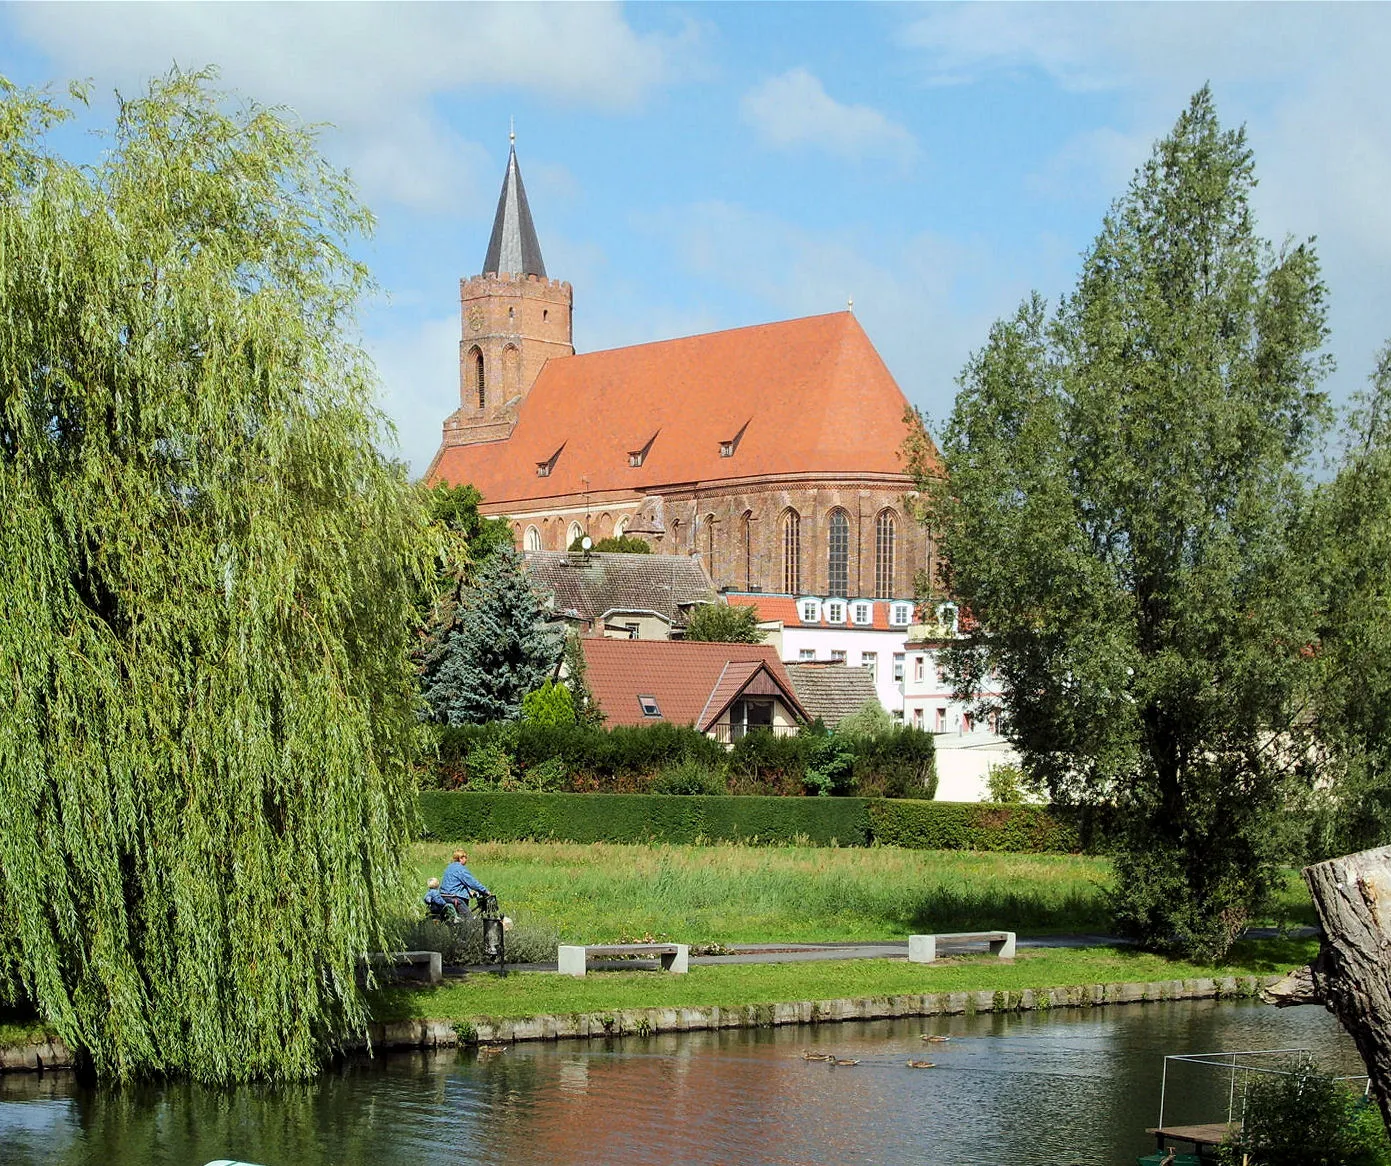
900, 613, 1019, 802
725, 593, 915, 718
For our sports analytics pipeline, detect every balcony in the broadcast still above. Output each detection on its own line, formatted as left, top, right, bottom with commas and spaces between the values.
708, 723, 800, 745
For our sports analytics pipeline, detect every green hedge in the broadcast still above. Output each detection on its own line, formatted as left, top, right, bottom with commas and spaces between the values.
417, 792, 1096, 853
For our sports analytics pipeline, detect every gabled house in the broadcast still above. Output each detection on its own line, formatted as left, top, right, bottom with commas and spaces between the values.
785, 661, 884, 729
524, 550, 716, 640
580, 639, 808, 744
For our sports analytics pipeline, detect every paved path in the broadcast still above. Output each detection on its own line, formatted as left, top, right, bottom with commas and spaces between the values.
457, 926, 1313, 975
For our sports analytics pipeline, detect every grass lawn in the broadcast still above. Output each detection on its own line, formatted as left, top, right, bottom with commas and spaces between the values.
411, 840, 1316, 944
373, 938, 1318, 1024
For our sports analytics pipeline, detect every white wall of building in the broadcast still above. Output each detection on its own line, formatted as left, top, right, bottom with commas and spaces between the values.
900, 631, 1020, 803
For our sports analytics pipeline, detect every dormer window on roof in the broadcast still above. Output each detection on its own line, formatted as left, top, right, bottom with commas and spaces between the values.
852, 600, 873, 626
719, 419, 751, 459
798, 598, 821, 623
628, 431, 658, 469
890, 601, 913, 627
537, 443, 564, 478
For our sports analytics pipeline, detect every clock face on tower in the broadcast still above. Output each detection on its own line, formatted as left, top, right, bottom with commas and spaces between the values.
466, 308, 485, 333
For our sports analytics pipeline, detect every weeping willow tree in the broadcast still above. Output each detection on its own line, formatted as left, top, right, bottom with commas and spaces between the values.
0, 72, 430, 1081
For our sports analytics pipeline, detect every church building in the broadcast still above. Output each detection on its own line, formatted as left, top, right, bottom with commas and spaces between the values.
425, 142, 935, 602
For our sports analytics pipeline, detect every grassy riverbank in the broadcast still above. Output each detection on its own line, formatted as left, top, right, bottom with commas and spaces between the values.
411, 841, 1316, 943
373, 938, 1317, 1024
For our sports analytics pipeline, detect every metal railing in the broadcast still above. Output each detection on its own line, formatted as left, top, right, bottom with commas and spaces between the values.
708, 723, 799, 744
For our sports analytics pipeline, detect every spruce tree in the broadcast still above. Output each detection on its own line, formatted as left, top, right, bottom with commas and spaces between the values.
421, 545, 563, 725
0, 72, 429, 1080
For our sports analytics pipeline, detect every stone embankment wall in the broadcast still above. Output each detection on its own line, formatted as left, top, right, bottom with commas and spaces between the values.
370, 974, 1279, 1051
0, 975, 1281, 1072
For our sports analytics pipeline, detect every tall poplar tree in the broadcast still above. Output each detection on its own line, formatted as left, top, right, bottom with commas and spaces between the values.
0, 73, 429, 1080
915, 87, 1331, 959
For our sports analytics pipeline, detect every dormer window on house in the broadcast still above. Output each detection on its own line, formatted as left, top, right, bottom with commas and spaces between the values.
536, 444, 564, 478
719, 420, 751, 459
638, 694, 662, 718
852, 601, 873, 626
890, 602, 913, 627
824, 600, 846, 625
798, 598, 821, 623
628, 431, 658, 469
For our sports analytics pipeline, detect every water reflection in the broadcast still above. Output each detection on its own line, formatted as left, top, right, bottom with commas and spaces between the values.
0, 999, 1360, 1166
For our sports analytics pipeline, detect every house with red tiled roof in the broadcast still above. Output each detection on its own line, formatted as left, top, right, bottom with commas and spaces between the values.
580, 639, 807, 745
426, 143, 937, 602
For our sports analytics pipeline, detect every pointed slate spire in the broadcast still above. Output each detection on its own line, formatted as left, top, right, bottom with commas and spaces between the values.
482, 131, 546, 278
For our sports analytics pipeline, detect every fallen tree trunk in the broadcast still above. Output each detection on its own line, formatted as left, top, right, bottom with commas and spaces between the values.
1263, 845, 1391, 1133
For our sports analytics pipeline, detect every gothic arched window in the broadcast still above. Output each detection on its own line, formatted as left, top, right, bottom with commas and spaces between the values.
524, 525, 541, 552
782, 510, 801, 595
875, 510, 896, 598
470, 347, 485, 410
568, 522, 584, 548
704, 513, 717, 581
740, 511, 753, 590
827, 508, 849, 597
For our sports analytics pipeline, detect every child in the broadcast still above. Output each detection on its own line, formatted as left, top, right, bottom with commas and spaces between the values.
423, 877, 456, 922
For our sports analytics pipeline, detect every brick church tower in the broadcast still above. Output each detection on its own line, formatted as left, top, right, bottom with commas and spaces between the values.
440, 134, 573, 449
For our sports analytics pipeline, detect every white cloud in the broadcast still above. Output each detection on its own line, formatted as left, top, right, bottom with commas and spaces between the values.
740, 68, 917, 163
9, 2, 696, 214
364, 314, 461, 476
900, 3, 1391, 400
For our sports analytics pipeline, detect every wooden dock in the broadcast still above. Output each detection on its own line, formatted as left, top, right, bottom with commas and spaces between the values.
1147, 1122, 1238, 1150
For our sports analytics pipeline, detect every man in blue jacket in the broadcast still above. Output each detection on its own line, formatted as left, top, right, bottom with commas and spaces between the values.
441, 849, 489, 916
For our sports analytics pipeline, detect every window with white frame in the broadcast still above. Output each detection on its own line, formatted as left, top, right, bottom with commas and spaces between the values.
798, 598, 820, 623
830, 649, 847, 663
852, 600, 873, 626
935, 707, 946, 732
890, 602, 913, 627
912, 707, 924, 728
914, 656, 925, 682
824, 600, 846, 624
893, 653, 905, 682
798, 648, 815, 661
861, 651, 877, 681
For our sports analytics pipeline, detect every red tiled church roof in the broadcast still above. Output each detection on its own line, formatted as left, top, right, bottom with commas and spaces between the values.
431, 311, 921, 504
581, 639, 807, 730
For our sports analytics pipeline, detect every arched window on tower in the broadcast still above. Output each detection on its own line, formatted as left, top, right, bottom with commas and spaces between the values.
704, 513, 717, 582
740, 511, 753, 590
782, 509, 801, 595
827, 509, 849, 597
875, 510, 896, 598
470, 347, 485, 410
524, 525, 542, 552
503, 344, 521, 400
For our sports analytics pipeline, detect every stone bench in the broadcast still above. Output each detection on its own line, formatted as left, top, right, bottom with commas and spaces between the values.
558, 943, 689, 977
364, 950, 443, 984
908, 931, 1016, 963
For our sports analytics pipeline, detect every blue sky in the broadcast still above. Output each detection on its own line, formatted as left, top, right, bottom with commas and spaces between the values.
3, 2, 1388, 474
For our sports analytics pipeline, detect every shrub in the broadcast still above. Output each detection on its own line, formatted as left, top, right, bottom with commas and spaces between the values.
683, 604, 765, 643
521, 679, 576, 726
986, 764, 1027, 804
417, 792, 1090, 852
394, 916, 559, 966
866, 800, 1080, 852
1219, 1063, 1391, 1166
851, 728, 937, 799
651, 758, 727, 796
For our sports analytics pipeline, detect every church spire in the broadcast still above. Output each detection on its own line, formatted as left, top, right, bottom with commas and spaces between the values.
482, 135, 546, 278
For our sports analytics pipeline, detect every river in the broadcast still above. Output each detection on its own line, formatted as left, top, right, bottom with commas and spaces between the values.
0, 998, 1365, 1166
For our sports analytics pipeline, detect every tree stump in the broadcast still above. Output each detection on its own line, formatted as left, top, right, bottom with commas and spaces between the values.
1263, 845, 1391, 1132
